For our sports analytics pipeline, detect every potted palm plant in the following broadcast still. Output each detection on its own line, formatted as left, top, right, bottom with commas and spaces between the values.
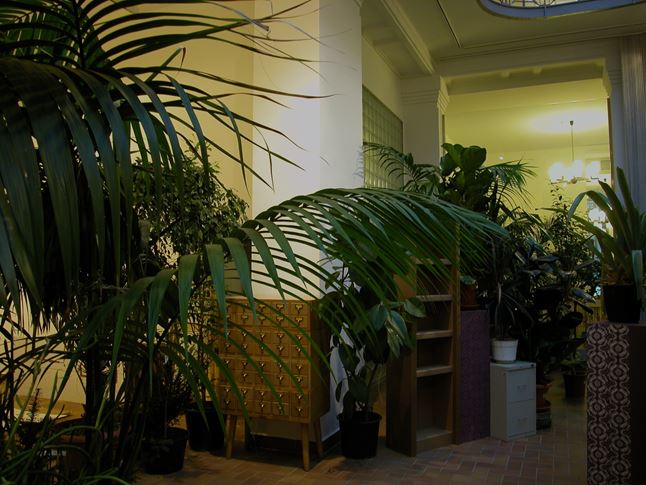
569, 168, 645, 322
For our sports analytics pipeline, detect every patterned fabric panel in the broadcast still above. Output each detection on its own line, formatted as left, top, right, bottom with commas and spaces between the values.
587, 322, 631, 485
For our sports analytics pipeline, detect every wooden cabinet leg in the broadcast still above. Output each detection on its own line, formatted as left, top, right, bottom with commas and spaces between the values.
226, 415, 237, 459
313, 419, 323, 458
300, 423, 310, 471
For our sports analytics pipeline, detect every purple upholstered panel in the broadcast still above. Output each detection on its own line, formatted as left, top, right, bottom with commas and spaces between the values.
457, 309, 490, 444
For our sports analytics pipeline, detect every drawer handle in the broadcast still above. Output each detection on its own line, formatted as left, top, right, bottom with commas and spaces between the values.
278, 345, 285, 352
242, 372, 248, 379
224, 399, 231, 407
297, 394, 304, 402
297, 376, 303, 384
242, 389, 249, 396
242, 343, 248, 350
241, 314, 249, 321
260, 402, 266, 409
278, 375, 285, 384
277, 333, 285, 341
296, 317, 304, 325
297, 335, 303, 342
260, 332, 266, 340
297, 407, 304, 415
242, 361, 249, 369
259, 362, 265, 369
295, 304, 303, 313
296, 364, 303, 372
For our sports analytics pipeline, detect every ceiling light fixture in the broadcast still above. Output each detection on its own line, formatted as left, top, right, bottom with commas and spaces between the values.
548, 120, 600, 185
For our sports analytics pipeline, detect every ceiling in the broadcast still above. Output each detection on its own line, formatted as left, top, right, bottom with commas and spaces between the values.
361, 0, 646, 76
360, 1, 636, 168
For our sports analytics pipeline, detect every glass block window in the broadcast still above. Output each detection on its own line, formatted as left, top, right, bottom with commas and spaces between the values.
362, 87, 404, 189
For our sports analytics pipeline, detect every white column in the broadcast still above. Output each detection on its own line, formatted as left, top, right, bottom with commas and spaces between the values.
402, 75, 449, 164
618, 34, 646, 208
251, 0, 363, 442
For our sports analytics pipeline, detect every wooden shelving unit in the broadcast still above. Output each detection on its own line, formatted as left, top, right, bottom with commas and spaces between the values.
387, 258, 460, 456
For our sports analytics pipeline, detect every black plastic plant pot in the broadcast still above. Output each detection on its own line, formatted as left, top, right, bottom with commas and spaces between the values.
338, 411, 381, 459
143, 427, 188, 475
563, 371, 586, 399
603, 284, 641, 323
185, 402, 225, 451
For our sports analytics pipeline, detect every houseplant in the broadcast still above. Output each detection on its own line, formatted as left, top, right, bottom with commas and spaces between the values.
0, 2, 506, 481
364, 142, 533, 220
320, 254, 424, 459
569, 168, 645, 322
133, 147, 245, 452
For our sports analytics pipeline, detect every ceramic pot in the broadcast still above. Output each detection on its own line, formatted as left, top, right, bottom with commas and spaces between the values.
491, 338, 518, 363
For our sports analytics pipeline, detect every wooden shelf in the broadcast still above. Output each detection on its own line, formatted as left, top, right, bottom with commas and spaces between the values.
417, 330, 453, 340
416, 365, 453, 378
387, 254, 459, 457
418, 294, 453, 303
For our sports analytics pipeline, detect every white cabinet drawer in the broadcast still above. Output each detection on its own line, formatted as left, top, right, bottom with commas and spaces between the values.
506, 368, 536, 403
507, 400, 535, 437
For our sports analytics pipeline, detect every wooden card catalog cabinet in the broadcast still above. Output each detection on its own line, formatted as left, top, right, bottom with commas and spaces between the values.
216, 299, 329, 471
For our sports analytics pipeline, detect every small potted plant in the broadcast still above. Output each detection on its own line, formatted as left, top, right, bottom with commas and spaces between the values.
569, 168, 644, 322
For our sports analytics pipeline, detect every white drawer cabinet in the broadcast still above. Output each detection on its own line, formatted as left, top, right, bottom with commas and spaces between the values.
490, 361, 536, 440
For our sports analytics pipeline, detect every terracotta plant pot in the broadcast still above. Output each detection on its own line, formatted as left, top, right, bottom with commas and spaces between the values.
536, 383, 552, 429
460, 282, 479, 310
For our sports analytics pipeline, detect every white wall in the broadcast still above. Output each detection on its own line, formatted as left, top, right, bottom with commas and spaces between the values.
361, 38, 404, 120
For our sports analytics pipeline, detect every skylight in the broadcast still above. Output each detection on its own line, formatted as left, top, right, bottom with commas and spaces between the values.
480, 0, 644, 18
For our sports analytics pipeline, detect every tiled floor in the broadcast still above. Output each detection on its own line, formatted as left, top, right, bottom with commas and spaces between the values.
136, 373, 585, 485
